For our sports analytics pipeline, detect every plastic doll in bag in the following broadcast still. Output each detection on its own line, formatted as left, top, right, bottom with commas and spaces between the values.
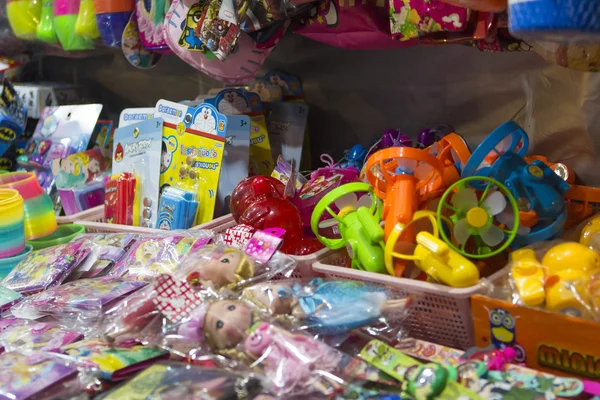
242, 278, 411, 335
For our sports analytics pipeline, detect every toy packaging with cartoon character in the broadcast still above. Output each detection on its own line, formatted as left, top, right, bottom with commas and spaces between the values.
109, 117, 163, 227
154, 99, 228, 226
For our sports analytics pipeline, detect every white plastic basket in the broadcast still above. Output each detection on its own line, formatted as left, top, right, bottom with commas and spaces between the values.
313, 251, 506, 350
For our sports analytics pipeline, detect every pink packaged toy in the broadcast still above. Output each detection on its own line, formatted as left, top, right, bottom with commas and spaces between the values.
0, 318, 83, 353
135, 0, 171, 52
164, 0, 282, 83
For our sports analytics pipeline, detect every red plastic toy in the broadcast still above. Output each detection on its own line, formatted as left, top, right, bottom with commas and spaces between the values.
230, 176, 285, 222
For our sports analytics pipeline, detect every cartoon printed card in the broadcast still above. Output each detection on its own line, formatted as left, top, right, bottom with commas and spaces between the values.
1, 241, 90, 295
51, 148, 108, 189
100, 362, 264, 399
263, 71, 304, 101
118, 108, 155, 128
155, 100, 227, 224
112, 118, 164, 228
206, 88, 274, 176
0, 351, 78, 400
0, 319, 83, 353
91, 120, 115, 171
61, 338, 169, 381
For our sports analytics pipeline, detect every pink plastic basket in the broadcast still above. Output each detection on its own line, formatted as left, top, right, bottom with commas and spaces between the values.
55, 205, 164, 234
313, 251, 506, 350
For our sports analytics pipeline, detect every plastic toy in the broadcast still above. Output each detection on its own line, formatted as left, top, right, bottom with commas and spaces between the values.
336, 144, 367, 171
36, 0, 58, 42
54, 0, 95, 50
581, 215, 600, 250
364, 129, 412, 161
0, 172, 56, 241
136, 0, 172, 52
510, 242, 600, 318
26, 224, 84, 250
462, 346, 517, 371
238, 177, 304, 254
94, 0, 135, 47
6, 0, 42, 39
365, 146, 445, 240
230, 176, 285, 222
437, 176, 519, 259
385, 210, 480, 285
75, 0, 100, 38
0, 189, 24, 258
0, 244, 31, 279
311, 182, 386, 273
462, 121, 571, 248
426, 132, 471, 186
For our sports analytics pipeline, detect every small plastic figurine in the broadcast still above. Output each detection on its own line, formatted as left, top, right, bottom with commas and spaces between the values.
242, 278, 411, 335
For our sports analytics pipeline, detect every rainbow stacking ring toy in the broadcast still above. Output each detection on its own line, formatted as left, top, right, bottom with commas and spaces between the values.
0, 189, 25, 258
0, 172, 57, 240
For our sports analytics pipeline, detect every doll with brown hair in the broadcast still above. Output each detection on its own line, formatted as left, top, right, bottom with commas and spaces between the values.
241, 278, 411, 335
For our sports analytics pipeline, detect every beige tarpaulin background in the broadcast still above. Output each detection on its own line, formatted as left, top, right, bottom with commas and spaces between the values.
41, 34, 600, 184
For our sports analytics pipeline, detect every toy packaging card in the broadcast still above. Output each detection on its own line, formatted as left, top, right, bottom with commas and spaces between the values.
0, 319, 83, 353
111, 118, 164, 228
99, 362, 265, 399
118, 107, 155, 127
265, 101, 309, 169
206, 88, 274, 176
60, 338, 169, 381
51, 148, 108, 215
13, 83, 81, 119
271, 155, 307, 189
263, 71, 304, 101
214, 114, 249, 216
154, 100, 227, 225
68, 233, 137, 279
0, 80, 26, 158
1, 241, 90, 295
91, 120, 115, 171
0, 351, 78, 400
247, 78, 283, 102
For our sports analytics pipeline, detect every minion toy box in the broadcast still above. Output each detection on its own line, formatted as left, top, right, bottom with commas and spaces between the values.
472, 294, 600, 380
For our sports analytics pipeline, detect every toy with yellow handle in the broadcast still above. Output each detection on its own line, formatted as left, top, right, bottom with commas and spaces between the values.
385, 210, 480, 287
510, 249, 545, 307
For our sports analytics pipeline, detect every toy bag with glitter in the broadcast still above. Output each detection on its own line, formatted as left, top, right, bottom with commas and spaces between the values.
1, 241, 90, 294
0, 318, 83, 353
108, 233, 212, 280
67, 233, 138, 279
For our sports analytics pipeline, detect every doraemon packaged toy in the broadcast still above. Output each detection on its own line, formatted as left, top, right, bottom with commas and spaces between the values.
111, 118, 163, 228
154, 99, 227, 225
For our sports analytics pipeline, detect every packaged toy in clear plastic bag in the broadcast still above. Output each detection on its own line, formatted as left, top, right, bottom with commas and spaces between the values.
241, 278, 411, 337
10, 277, 147, 330
0, 318, 83, 353
1, 240, 90, 294
150, 275, 367, 397
97, 361, 266, 399
68, 233, 138, 279
108, 233, 212, 280
505, 240, 600, 321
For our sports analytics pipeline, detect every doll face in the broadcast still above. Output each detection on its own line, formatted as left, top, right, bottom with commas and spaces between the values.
88, 158, 100, 173
200, 251, 244, 286
245, 283, 293, 315
205, 300, 252, 350
61, 158, 74, 174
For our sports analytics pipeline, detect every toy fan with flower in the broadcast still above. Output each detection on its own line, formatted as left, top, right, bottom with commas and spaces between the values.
461, 122, 571, 249
311, 182, 386, 273
437, 176, 520, 258
425, 132, 472, 187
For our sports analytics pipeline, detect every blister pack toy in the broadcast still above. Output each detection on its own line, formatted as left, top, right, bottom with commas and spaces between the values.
264, 100, 309, 169
207, 88, 273, 176
90, 120, 115, 170
155, 100, 227, 225
98, 361, 265, 399
51, 148, 108, 215
2, 240, 90, 294
164, 0, 280, 84
111, 117, 163, 227
263, 71, 304, 101
118, 107, 154, 127
0, 318, 83, 353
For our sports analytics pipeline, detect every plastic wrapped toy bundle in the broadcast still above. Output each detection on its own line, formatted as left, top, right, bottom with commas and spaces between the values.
0, 317, 83, 353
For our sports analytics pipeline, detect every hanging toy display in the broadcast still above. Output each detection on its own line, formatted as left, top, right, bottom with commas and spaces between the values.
54, 0, 95, 50
461, 121, 571, 249
135, 0, 172, 52
94, 0, 135, 47
36, 0, 58, 42
311, 182, 386, 273
6, 0, 41, 39
75, 0, 100, 39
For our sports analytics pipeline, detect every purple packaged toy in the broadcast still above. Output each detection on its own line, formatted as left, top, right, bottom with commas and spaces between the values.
1, 241, 90, 294
0, 318, 83, 353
